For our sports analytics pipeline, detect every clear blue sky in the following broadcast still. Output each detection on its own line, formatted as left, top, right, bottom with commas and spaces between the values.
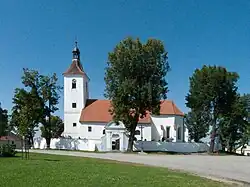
0, 0, 250, 118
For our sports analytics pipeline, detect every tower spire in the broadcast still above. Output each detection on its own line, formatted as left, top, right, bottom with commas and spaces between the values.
72, 40, 80, 60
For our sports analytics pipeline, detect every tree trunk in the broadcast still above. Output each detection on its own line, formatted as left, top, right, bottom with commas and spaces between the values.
46, 137, 51, 149
46, 97, 52, 149
127, 123, 137, 152
241, 145, 245, 155
209, 125, 216, 153
29, 135, 34, 149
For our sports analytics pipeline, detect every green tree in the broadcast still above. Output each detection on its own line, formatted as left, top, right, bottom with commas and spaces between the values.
11, 88, 43, 146
39, 74, 62, 148
104, 37, 170, 151
185, 110, 210, 142
0, 103, 8, 136
11, 68, 62, 148
236, 94, 250, 154
21, 68, 62, 149
218, 94, 248, 152
186, 65, 239, 152
40, 115, 64, 139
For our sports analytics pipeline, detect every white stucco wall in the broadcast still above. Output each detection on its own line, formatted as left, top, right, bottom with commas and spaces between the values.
64, 75, 87, 113
135, 123, 151, 141
151, 115, 176, 141
33, 137, 98, 151
79, 123, 106, 140
151, 115, 186, 142
174, 115, 185, 142
63, 73, 89, 138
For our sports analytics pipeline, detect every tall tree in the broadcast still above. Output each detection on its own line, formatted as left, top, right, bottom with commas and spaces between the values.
186, 65, 239, 152
21, 69, 62, 149
104, 37, 170, 151
11, 68, 62, 148
39, 74, 62, 148
11, 88, 43, 145
218, 94, 248, 152
0, 103, 8, 136
236, 94, 250, 154
40, 115, 64, 139
185, 110, 210, 142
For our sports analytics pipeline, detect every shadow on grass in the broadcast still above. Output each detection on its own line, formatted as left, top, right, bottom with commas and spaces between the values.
0, 155, 22, 159
43, 159, 61, 162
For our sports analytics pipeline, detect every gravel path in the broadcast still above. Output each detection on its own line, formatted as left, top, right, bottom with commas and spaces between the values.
30, 149, 250, 185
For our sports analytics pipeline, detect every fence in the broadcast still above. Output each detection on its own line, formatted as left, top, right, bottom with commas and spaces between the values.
33, 137, 98, 151
133, 141, 209, 153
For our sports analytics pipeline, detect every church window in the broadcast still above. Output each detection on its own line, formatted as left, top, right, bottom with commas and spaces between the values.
103, 129, 105, 134
85, 82, 88, 91
166, 127, 170, 138
72, 79, 76, 89
73, 123, 77, 127
72, 103, 76, 108
88, 126, 92, 132
177, 127, 181, 140
135, 130, 140, 135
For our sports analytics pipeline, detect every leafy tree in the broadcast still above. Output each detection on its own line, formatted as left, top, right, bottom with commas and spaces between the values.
21, 69, 62, 149
0, 103, 8, 136
104, 37, 170, 151
11, 69, 62, 148
218, 94, 248, 152
40, 115, 64, 139
186, 65, 239, 152
236, 94, 250, 154
185, 110, 210, 142
11, 88, 43, 146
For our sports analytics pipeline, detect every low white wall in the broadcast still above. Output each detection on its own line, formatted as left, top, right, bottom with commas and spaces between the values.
33, 137, 99, 151
236, 145, 250, 156
134, 141, 209, 153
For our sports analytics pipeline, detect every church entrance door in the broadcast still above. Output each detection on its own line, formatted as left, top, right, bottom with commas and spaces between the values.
112, 139, 120, 150
111, 134, 120, 151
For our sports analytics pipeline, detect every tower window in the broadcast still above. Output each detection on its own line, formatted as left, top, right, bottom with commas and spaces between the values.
72, 103, 77, 108
86, 82, 88, 91
73, 123, 77, 127
103, 129, 105, 134
88, 126, 92, 132
72, 79, 76, 89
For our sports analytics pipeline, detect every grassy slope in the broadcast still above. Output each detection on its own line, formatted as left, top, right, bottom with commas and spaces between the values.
0, 153, 229, 187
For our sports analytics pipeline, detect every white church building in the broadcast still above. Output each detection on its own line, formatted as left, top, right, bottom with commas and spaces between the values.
56, 43, 189, 152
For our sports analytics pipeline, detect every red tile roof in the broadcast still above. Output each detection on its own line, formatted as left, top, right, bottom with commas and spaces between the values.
79, 99, 184, 123
63, 60, 86, 76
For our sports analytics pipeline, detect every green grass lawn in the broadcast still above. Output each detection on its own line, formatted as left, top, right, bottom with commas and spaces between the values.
0, 153, 229, 187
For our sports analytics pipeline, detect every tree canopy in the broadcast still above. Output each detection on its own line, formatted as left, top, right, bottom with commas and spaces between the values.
186, 65, 240, 152
40, 115, 64, 139
11, 68, 62, 148
104, 37, 170, 151
185, 110, 210, 142
0, 103, 8, 136
11, 88, 43, 145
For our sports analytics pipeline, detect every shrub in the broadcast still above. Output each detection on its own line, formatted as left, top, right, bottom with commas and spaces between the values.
0, 144, 16, 157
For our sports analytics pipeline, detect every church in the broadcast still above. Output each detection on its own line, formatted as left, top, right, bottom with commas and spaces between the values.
61, 43, 189, 152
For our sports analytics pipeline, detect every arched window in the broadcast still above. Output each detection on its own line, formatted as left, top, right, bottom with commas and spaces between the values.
103, 129, 105, 134
72, 79, 76, 89
177, 127, 182, 140
135, 130, 140, 135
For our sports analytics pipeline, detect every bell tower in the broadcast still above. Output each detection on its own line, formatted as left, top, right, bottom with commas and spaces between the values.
63, 42, 90, 138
